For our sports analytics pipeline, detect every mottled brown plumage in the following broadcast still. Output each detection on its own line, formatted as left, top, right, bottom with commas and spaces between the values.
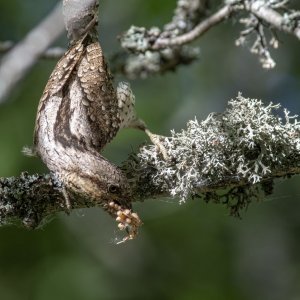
34, 29, 141, 242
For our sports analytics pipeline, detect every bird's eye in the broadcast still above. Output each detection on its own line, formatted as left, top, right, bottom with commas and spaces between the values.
108, 184, 119, 194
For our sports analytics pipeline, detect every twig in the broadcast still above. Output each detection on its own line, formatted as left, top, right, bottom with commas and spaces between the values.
153, 4, 233, 49
245, 0, 300, 40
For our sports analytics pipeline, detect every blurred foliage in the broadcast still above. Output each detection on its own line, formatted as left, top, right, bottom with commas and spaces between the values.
0, 0, 300, 299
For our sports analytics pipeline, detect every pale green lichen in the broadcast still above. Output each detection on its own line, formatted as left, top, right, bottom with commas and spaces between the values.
124, 94, 300, 216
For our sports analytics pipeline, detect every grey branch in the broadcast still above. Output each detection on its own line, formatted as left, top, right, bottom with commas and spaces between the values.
1, 0, 299, 98
0, 41, 66, 59
150, 0, 300, 49
0, 2, 65, 103
1, 95, 300, 227
119, 0, 300, 74
115, 0, 208, 78
152, 4, 233, 49
244, 0, 300, 40
234, 0, 300, 68
0, 172, 98, 229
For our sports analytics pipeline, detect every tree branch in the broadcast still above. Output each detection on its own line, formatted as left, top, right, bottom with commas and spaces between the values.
1, 0, 299, 98
0, 41, 66, 59
152, 4, 233, 49
245, 0, 300, 40
0, 2, 65, 103
155, 0, 300, 47
1, 95, 299, 227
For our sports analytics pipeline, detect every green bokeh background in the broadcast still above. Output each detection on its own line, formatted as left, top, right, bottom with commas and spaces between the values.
1, 1, 300, 299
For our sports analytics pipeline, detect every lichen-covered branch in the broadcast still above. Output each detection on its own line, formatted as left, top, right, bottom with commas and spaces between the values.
0, 172, 96, 229
123, 94, 300, 216
234, 0, 300, 68
152, 4, 233, 49
114, 0, 208, 78
0, 0, 299, 93
1, 95, 300, 227
244, 0, 300, 40
120, 0, 300, 72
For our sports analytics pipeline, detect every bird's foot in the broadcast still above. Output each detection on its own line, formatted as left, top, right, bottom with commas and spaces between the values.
108, 201, 142, 244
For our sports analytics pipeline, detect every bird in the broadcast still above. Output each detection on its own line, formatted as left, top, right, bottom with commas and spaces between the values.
33, 4, 166, 242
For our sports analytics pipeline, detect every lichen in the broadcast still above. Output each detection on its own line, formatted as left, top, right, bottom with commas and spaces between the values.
124, 94, 300, 216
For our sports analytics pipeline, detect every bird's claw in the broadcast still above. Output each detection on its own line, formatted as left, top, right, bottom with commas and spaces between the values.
108, 201, 142, 244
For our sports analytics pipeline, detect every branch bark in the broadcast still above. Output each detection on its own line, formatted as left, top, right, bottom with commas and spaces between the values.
1, 95, 300, 226
0, 2, 65, 103
245, 0, 300, 40
0, 172, 96, 228
0, 41, 66, 59
152, 4, 233, 49
1, 0, 299, 99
